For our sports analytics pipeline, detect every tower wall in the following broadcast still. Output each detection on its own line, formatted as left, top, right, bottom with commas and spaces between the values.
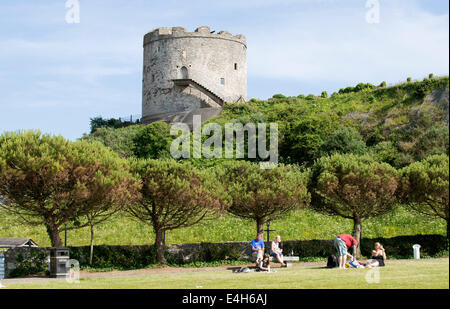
142, 26, 247, 121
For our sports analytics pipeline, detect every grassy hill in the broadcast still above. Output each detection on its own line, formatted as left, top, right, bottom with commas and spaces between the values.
0, 207, 446, 247
208, 76, 449, 167
1, 77, 448, 247
83, 77, 449, 168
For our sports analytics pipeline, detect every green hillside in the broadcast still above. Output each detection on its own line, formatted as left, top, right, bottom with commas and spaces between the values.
0, 207, 446, 248
209, 76, 449, 168
1, 76, 448, 247
83, 77, 449, 169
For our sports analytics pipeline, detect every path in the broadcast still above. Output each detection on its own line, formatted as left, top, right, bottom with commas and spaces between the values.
1, 258, 447, 286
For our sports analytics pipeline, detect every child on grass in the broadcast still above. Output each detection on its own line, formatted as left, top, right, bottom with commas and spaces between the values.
257, 254, 271, 272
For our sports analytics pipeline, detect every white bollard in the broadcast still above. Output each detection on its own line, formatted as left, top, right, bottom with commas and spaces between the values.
413, 244, 421, 259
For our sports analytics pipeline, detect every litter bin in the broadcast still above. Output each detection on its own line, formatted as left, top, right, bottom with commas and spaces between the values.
49, 248, 70, 278
413, 244, 421, 260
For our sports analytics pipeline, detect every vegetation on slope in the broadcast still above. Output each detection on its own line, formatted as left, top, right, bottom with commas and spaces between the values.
1, 76, 448, 248
211, 77, 449, 168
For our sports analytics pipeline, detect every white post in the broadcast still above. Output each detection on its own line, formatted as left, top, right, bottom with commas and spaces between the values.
413, 244, 421, 260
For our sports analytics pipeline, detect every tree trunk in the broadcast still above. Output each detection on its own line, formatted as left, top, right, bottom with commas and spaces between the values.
89, 222, 95, 265
46, 224, 63, 247
256, 218, 265, 235
446, 219, 449, 248
155, 229, 166, 264
352, 217, 362, 258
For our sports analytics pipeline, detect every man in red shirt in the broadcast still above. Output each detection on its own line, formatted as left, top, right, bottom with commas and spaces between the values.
333, 234, 358, 269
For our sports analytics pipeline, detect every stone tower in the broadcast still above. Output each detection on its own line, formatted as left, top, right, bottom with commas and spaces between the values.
141, 26, 247, 125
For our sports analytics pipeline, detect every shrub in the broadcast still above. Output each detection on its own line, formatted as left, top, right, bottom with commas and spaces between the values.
132, 122, 173, 159
321, 91, 328, 98
282, 235, 448, 259
359, 235, 448, 259
9, 250, 48, 278
89, 116, 138, 133
69, 245, 158, 269
355, 83, 376, 92
196, 243, 242, 262
7, 234, 446, 274
317, 127, 368, 158
372, 141, 399, 166
272, 94, 287, 99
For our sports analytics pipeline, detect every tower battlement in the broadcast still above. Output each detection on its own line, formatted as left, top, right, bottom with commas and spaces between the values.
142, 26, 247, 125
144, 26, 246, 47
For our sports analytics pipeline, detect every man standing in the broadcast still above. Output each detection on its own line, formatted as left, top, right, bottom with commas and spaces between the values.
251, 233, 265, 263
333, 233, 358, 269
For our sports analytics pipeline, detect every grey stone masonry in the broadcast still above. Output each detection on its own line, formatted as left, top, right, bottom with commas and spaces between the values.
142, 26, 247, 124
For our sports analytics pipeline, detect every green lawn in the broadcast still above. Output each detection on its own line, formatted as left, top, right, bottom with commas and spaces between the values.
0, 207, 446, 247
4, 259, 449, 289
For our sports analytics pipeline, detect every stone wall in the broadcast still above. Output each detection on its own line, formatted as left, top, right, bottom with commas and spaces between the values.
4, 247, 49, 278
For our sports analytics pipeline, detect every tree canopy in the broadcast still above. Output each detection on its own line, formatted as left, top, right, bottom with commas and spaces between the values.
0, 130, 139, 246
309, 153, 399, 255
127, 159, 227, 263
401, 154, 449, 238
218, 160, 310, 235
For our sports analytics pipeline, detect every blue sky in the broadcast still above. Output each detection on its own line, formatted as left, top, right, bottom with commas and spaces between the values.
0, 0, 448, 140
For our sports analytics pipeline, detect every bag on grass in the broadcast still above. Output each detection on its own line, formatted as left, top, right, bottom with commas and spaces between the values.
327, 255, 339, 268
349, 260, 363, 268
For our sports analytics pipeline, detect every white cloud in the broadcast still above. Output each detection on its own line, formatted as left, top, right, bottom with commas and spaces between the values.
0, 0, 448, 139
247, 1, 449, 86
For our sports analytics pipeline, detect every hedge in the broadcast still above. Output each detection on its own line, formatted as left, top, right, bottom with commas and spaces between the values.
68, 234, 448, 269
282, 234, 448, 260
6, 234, 448, 276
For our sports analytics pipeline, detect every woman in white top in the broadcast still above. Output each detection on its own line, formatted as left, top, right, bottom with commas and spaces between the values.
271, 235, 286, 267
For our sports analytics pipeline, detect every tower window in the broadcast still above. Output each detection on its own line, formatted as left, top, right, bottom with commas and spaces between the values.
220, 78, 225, 85
181, 67, 189, 79
234, 63, 238, 70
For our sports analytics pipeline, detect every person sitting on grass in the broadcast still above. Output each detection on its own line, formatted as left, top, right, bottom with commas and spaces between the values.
333, 233, 358, 269
271, 235, 286, 267
257, 254, 271, 272
366, 242, 386, 268
251, 233, 265, 263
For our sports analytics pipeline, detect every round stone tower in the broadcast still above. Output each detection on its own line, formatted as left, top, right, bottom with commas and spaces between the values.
141, 26, 247, 124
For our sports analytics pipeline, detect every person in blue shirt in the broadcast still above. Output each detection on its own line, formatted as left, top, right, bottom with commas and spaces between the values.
251, 233, 265, 263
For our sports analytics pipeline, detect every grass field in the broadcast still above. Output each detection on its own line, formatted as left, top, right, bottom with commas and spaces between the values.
0, 207, 446, 247
3, 259, 449, 289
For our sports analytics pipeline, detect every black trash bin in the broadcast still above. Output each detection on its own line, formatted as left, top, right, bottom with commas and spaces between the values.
49, 248, 70, 278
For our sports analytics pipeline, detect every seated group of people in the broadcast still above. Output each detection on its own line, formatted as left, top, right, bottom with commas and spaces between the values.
333, 233, 386, 269
250, 232, 387, 271
250, 233, 286, 272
